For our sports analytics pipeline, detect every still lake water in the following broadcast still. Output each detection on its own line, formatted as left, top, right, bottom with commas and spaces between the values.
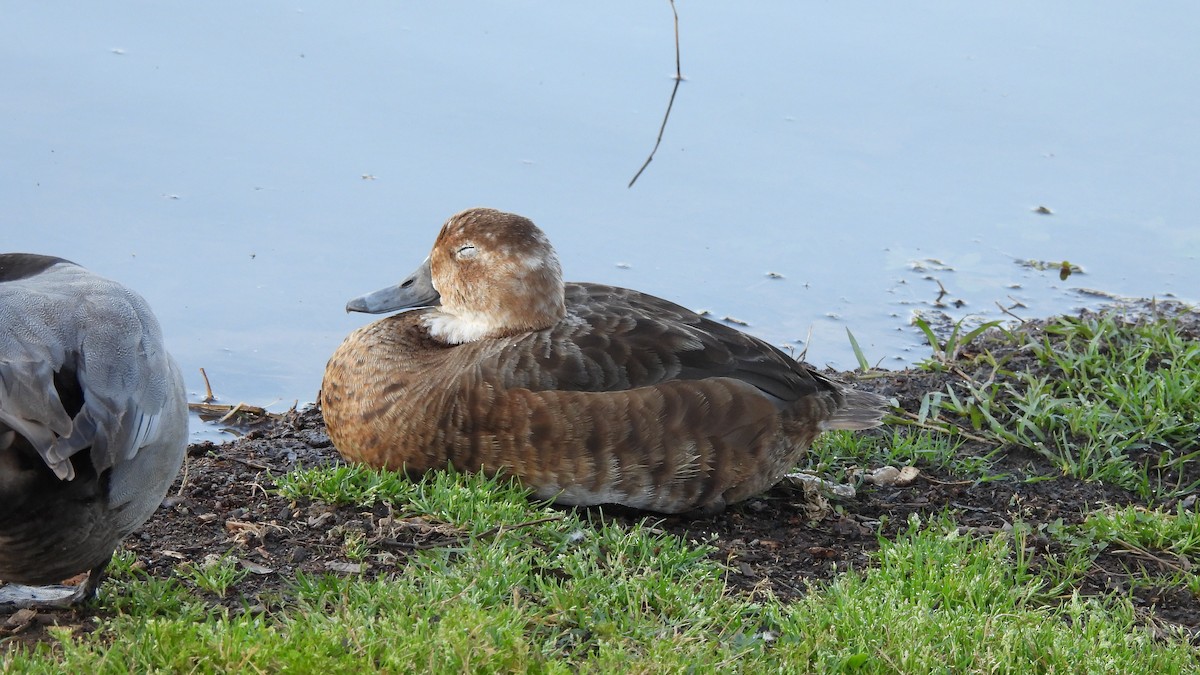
5, 3, 1198, 440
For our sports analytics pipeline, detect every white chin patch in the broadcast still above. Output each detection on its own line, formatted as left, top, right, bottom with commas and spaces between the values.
423, 311, 495, 344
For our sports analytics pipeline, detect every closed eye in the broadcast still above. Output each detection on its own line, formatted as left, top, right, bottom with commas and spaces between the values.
456, 244, 478, 259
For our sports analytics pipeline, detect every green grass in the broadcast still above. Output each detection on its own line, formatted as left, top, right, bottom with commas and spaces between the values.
1081, 505, 1200, 558
807, 428, 1003, 483
5, 506, 1195, 672
1032, 505, 1200, 602
4, 309, 1198, 671
915, 312, 1200, 500
772, 515, 1194, 672
275, 463, 418, 507
179, 554, 253, 598
912, 315, 1007, 369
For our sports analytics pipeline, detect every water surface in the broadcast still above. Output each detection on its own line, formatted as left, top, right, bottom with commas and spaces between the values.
4, 3, 1198, 440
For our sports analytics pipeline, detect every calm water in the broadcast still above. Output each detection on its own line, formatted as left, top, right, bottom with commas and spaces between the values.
5, 3, 1198, 440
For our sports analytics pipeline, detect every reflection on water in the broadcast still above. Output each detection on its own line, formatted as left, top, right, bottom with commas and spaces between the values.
4, 3, 1198, 441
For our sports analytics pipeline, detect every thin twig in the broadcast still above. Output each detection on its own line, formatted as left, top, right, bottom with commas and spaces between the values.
230, 456, 271, 471
893, 409, 991, 444
628, 78, 682, 188
950, 367, 975, 382
949, 501, 999, 514
1111, 538, 1191, 574
922, 475, 975, 486
218, 402, 248, 424
200, 367, 216, 403
379, 515, 563, 551
629, 1, 684, 188
476, 515, 564, 540
670, 0, 681, 80
176, 453, 190, 496
995, 300, 1027, 324
797, 324, 813, 362
933, 278, 949, 304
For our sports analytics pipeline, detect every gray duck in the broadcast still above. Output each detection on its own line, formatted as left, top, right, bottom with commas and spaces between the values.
0, 254, 187, 607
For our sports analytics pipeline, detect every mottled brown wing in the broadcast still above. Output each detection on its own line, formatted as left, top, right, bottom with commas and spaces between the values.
474, 283, 832, 403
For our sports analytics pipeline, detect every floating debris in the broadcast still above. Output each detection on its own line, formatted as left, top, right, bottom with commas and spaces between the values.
1017, 259, 1083, 278
189, 368, 291, 435
199, 368, 217, 403
1001, 296, 1028, 310
361, 174, 376, 180
909, 258, 955, 273
722, 316, 749, 326
1073, 287, 1120, 299
766, 271, 784, 279
931, 278, 951, 306
615, 262, 631, 269
189, 401, 288, 436
1033, 205, 1054, 215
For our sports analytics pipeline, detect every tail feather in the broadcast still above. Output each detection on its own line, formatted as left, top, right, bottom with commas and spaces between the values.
821, 388, 890, 431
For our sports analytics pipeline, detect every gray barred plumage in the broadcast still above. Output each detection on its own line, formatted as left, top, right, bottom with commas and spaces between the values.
0, 254, 186, 607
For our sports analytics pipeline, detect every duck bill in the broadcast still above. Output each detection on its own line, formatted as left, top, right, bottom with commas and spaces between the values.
345, 257, 442, 314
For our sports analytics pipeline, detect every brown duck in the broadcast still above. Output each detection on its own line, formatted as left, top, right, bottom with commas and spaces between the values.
321, 208, 887, 514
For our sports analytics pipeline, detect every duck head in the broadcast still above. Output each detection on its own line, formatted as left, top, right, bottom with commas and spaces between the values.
346, 208, 567, 344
